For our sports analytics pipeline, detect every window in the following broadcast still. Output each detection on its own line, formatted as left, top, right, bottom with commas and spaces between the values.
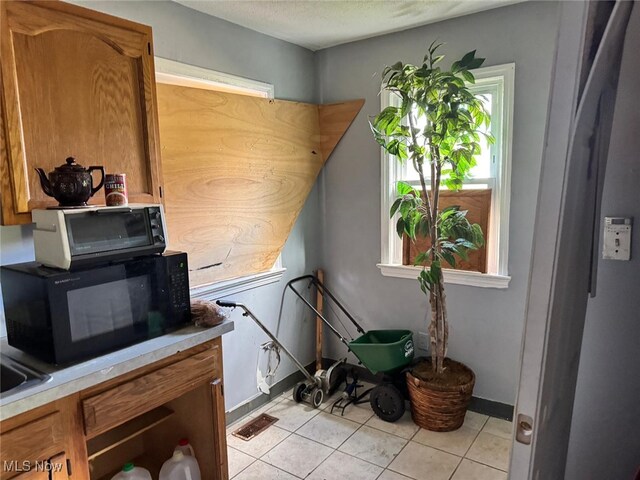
378, 63, 514, 288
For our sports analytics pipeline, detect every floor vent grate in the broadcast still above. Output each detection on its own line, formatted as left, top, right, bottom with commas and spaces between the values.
232, 413, 279, 441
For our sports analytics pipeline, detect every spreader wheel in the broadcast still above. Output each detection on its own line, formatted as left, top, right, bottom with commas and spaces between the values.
293, 382, 306, 403
311, 387, 324, 409
370, 384, 405, 422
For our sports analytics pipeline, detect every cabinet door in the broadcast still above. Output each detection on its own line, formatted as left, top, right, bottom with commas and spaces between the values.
0, 412, 65, 480
0, 1, 163, 224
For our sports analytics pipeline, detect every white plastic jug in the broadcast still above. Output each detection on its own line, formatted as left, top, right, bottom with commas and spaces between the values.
174, 438, 195, 456
110, 463, 152, 480
159, 450, 201, 480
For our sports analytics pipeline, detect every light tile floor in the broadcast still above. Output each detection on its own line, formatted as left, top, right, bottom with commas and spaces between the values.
226, 386, 511, 480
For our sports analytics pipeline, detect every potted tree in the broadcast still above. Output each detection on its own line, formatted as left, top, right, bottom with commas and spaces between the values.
370, 43, 493, 431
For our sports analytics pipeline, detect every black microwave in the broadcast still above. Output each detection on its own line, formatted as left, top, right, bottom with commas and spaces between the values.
1, 252, 191, 364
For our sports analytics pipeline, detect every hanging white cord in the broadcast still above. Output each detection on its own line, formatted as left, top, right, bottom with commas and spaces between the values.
256, 340, 281, 394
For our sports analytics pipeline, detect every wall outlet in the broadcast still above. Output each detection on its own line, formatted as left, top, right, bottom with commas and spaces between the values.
416, 331, 430, 352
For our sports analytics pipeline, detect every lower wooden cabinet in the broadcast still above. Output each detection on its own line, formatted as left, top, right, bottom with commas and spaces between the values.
0, 339, 229, 480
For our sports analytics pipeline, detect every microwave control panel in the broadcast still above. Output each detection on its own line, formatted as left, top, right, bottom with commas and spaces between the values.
167, 255, 190, 311
148, 206, 166, 246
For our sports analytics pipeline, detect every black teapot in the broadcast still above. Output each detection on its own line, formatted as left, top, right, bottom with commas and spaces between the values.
35, 157, 105, 207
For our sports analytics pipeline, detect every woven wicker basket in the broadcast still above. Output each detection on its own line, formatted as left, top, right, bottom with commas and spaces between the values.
407, 359, 475, 432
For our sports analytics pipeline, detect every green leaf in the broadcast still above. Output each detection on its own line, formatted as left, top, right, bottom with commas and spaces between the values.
460, 50, 477, 67
418, 269, 432, 293
429, 261, 442, 282
456, 247, 469, 261
396, 181, 416, 196
468, 57, 485, 69
396, 218, 405, 238
414, 251, 429, 265
440, 251, 456, 268
461, 70, 475, 83
390, 198, 402, 218
385, 139, 408, 160
417, 214, 430, 237
373, 106, 401, 136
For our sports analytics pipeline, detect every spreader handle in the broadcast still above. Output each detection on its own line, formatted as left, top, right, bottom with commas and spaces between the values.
216, 300, 237, 308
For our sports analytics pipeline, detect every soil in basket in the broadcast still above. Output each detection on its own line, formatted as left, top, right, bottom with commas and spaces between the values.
412, 358, 473, 388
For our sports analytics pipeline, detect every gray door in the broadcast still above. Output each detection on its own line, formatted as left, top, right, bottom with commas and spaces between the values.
509, 1, 634, 479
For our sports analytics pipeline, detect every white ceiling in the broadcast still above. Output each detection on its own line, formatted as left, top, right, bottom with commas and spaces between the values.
174, 0, 525, 51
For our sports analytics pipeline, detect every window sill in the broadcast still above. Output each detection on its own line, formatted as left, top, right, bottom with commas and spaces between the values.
190, 268, 287, 300
377, 264, 510, 289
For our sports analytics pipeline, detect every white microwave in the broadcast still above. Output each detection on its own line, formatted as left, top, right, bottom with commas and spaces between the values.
32, 204, 167, 270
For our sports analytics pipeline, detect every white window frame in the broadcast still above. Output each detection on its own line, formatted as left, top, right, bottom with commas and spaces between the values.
377, 63, 515, 289
155, 57, 275, 98
155, 58, 286, 298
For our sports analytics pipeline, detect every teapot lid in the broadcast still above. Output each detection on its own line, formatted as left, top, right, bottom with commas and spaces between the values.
54, 157, 87, 173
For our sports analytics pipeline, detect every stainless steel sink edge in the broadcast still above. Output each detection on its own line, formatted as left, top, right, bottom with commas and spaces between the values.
0, 354, 52, 398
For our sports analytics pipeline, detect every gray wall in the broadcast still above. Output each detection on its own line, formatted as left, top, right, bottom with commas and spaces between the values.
0, 0, 321, 411
565, 5, 640, 479
314, 1, 559, 405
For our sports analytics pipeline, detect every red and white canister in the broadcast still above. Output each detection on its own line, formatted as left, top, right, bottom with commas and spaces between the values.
104, 173, 128, 206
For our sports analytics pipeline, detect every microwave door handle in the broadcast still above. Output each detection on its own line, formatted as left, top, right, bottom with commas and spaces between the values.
91, 207, 133, 214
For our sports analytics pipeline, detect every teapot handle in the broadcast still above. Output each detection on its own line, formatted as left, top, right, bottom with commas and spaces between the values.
88, 166, 105, 196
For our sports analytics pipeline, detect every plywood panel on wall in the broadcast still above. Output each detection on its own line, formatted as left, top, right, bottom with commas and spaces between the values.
157, 83, 362, 286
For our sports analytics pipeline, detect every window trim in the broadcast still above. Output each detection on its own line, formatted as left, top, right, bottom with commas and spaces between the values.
155, 57, 275, 99
379, 63, 515, 289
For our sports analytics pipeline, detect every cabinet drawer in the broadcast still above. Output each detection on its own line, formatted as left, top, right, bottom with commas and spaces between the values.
82, 345, 220, 437
1, 412, 64, 479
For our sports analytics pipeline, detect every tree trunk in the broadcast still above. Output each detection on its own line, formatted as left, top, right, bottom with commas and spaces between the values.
429, 291, 438, 369
439, 277, 448, 371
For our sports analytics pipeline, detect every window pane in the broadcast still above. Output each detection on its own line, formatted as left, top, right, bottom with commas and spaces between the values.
401, 92, 494, 182
469, 93, 492, 179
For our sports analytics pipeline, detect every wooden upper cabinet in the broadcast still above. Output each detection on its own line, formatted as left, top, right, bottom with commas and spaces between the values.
0, 0, 163, 224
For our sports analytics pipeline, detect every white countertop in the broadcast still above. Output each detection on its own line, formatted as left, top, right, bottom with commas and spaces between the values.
0, 320, 234, 421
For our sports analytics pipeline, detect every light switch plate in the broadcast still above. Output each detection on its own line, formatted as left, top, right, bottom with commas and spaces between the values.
603, 217, 632, 260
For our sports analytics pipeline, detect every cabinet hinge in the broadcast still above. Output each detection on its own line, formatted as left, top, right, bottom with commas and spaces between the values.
66, 458, 73, 476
